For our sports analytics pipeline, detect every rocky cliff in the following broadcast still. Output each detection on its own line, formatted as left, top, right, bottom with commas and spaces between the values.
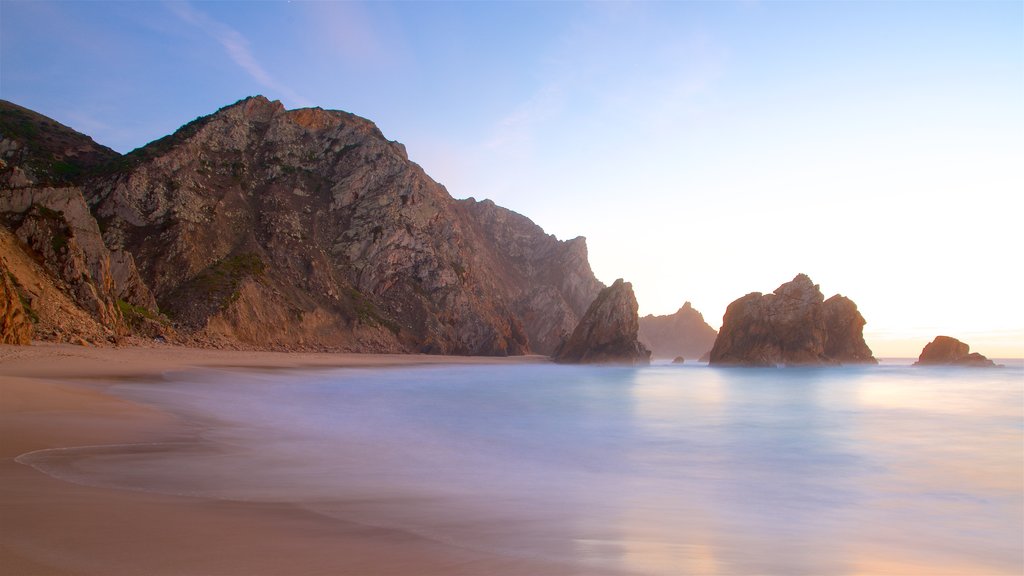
914, 336, 997, 367
708, 274, 876, 366
638, 301, 717, 360
0, 260, 32, 345
1, 97, 602, 354
554, 279, 651, 365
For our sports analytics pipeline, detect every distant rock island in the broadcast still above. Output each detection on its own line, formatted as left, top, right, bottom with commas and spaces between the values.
709, 274, 876, 366
638, 301, 717, 361
914, 336, 997, 367
554, 279, 651, 365
1, 97, 605, 355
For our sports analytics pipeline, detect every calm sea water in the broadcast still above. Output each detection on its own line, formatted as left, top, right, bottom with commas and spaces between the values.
23, 360, 1024, 575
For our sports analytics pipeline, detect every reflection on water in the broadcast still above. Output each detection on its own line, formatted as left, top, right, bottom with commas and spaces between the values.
20, 362, 1024, 575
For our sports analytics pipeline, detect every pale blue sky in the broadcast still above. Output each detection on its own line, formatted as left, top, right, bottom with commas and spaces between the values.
2, 1, 1022, 355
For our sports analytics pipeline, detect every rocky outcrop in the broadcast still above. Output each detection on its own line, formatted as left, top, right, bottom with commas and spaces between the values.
0, 260, 32, 345
0, 99, 118, 189
914, 336, 997, 367
0, 187, 158, 330
0, 228, 114, 345
709, 274, 876, 366
638, 301, 717, 360
2, 96, 603, 354
821, 294, 876, 363
553, 279, 651, 365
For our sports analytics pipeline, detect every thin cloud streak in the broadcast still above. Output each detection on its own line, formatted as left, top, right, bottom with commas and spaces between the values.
166, 1, 311, 107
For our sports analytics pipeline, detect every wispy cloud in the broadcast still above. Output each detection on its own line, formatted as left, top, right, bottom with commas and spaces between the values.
166, 1, 311, 107
483, 83, 566, 153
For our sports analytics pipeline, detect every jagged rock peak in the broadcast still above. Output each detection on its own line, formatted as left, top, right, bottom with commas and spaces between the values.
709, 274, 876, 366
554, 278, 651, 365
638, 299, 717, 361
914, 335, 997, 367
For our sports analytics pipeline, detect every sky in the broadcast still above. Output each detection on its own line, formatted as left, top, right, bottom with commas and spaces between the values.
2, 1, 1022, 357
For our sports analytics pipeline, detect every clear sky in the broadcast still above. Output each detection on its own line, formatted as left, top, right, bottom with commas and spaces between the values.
2, 1, 1022, 357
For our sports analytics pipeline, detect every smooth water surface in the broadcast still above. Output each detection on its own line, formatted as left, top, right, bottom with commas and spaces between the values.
22, 361, 1024, 575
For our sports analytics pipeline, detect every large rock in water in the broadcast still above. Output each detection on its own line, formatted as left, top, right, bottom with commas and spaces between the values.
638, 301, 718, 361
554, 279, 651, 365
914, 336, 996, 367
709, 274, 876, 366
0, 261, 32, 345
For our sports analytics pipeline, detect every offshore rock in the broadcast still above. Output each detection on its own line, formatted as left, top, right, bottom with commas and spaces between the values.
914, 336, 997, 367
709, 274, 876, 366
638, 301, 718, 361
0, 260, 32, 345
554, 279, 651, 365
821, 294, 876, 363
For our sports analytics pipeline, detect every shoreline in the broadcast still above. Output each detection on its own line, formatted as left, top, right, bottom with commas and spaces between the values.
0, 343, 610, 576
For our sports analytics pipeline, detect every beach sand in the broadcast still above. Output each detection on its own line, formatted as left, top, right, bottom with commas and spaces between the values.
0, 343, 610, 576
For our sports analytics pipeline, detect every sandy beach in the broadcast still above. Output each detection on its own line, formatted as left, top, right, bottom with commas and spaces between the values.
0, 343, 608, 576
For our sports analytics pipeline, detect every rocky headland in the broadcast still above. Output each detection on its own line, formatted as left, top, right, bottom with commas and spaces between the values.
708, 274, 876, 366
553, 279, 651, 365
914, 336, 997, 367
1, 97, 603, 354
638, 301, 717, 361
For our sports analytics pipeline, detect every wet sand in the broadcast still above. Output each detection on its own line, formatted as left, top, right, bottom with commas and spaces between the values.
0, 343, 610, 576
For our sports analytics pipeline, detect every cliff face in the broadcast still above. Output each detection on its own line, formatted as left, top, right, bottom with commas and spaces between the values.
554, 279, 651, 365
914, 336, 996, 367
709, 274, 876, 366
638, 301, 717, 360
0, 260, 32, 345
1, 97, 602, 354
457, 198, 603, 354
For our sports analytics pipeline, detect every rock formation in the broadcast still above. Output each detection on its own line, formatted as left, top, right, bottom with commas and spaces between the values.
914, 336, 997, 367
553, 279, 651, 365
1, 97, 603, 354
0, 260, 32, 345
708, 274, 876, 366
638, 301, 717, 361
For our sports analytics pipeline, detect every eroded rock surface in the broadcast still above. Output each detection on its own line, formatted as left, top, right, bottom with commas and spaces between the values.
914, 336, 997, 367
2, 97, 602, 354
709, 274, 876, 366
0, 260, 32, 345
554, 279, 651, 365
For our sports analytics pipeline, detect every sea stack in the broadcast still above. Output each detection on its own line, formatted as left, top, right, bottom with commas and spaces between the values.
638, 301, 718, 361
914, 336, 997, 367
553, 279, 651, 365
709, 274, 876, 366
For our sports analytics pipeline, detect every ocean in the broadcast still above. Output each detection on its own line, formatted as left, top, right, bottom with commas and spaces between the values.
21, 360, 1024, 575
